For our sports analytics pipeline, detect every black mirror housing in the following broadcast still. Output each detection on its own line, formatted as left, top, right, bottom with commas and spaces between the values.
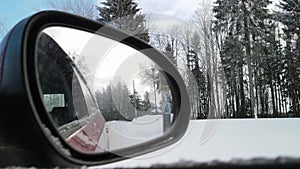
0, 11, 190, 167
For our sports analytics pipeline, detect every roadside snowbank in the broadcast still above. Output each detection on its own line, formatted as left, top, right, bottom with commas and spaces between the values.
94, 118, 300, 168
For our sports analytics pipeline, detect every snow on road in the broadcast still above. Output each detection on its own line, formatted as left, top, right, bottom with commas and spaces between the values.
93, 118, 300, 168
105, 115, 163, 150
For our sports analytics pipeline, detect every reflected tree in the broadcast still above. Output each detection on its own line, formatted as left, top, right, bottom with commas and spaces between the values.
139, 65, 161, 113
95, 80, 154, 121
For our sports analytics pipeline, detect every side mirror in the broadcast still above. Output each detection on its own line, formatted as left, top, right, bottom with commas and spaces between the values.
0, 11, 190, 167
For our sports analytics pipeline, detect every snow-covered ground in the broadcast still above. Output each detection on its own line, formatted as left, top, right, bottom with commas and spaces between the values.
92, 118, 300, 168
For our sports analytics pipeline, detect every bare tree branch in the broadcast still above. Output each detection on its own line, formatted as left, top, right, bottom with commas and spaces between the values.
0, 19, 8, 39
43, 0, 98, 19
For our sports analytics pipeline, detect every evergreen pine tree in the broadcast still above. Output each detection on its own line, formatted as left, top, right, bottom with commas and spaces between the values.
96, 0, 149, 42
214, 0, 275, 118
141, 91, 152, 111
277, 0, 300, 116
164, 43, 177, 66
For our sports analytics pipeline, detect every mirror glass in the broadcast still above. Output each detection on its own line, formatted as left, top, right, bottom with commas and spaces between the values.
35, 26, 175, 154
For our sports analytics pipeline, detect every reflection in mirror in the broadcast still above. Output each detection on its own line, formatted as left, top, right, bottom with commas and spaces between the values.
35, 26, 175, 154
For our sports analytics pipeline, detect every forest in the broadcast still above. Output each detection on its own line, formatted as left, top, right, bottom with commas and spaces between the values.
141, 0, 300, 119
6, 0, 296, 120
191, 0, 300, 119
93, 0, 300, 120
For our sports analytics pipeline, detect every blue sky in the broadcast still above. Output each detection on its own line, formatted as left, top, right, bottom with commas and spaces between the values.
0, 0, 201, 30
0, 0, 203, 40
0, 0, 45, 29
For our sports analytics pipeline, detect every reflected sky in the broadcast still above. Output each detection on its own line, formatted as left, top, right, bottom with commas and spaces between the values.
42, 26, 162, 98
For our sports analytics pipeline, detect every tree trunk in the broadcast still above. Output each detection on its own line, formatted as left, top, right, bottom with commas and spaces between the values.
270, 83, 277, 117
238, 67, 245, 117
242, 0, 256, 118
